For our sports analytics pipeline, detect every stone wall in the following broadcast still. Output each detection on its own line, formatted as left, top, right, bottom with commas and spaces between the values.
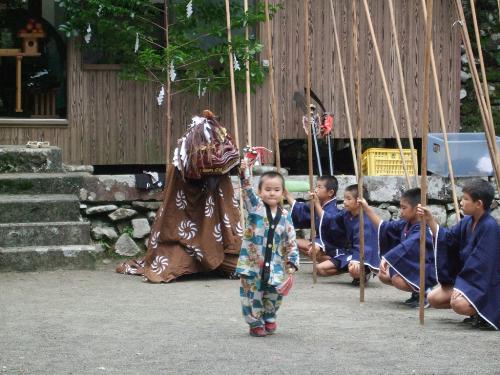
80, 174, 500, 257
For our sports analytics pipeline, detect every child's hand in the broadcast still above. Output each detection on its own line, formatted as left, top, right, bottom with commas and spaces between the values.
309, 191, 319, 203
348, 262, 360, 274
240, 159, 248, 171
416, 204, 433, 222
357, 198, 368, 208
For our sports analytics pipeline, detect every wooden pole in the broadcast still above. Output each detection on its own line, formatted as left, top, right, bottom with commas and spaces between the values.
164, 1, 171, 170
225, 0, 240, 149
470, 0, 494, 126
225, 0, 246, 230
454, 0, 500, 189
264, 0, 281, 170
329, 0, 358, 177
304, 0, 317, 284
419, 0, 434, 326
362, 0, 411, 188
387, 0, 418, 187
353, 0, 365, 303
244, 0, 252, 147
420, 0, 461, 222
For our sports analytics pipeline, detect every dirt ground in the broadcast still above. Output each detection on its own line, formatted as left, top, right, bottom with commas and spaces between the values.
0, 263, 499, 375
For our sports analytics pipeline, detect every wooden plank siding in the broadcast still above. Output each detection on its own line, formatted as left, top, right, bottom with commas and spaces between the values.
0, 0, 460, 165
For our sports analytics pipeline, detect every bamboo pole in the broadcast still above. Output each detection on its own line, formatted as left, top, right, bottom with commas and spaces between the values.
244, 0, 252, 147
225, 0, 240, 148
470, 0, 493, 126
353, 0, 365, 303
454, 0, 500, 189
419, 0, 434, 326
387, 0, 418, 188
361, 0, 411, 188
164, 0, 172, 170
420, 0, 461, 222
329, 0, 358, 177
303, 0, 317, 284
225, 0, 245, 230
264, 0, 281, 170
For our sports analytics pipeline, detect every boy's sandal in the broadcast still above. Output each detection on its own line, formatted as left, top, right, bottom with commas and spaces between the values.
26, 141, 39, 148
38, 141, 50, 148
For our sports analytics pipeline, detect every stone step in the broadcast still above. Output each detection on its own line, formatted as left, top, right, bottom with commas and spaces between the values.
0, 145, 63, 173
0, 172, 87, 195
0, 194, 81, 223
0, 221, 91, 247
0, 245, 103, 272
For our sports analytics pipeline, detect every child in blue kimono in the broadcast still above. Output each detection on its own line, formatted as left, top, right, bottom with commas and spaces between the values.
284, 175, 345, 263
317, 184, 379, 283
359, 188, 436, 305
418, 179, 500, 330
236, 161, 299, 337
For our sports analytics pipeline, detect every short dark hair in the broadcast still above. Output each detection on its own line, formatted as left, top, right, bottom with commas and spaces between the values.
401, 187, 421, 207
345, 184, 367, 199
258, 171, 285, 191
317, 175, 338, 194
462, 179, 495, 210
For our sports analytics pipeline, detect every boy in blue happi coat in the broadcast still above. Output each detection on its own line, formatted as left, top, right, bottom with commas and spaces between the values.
317, 184, 380, 283
284, 175, 345, 263
419, 179, 500, 330
236, 161, 299, 337
359, 188, 436, 305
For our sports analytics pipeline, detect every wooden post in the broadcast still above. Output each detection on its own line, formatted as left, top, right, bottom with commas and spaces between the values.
419, 0, 434, 326
264, 0, 281, 170
420, 0, 461, 222
387, 0, 418, 187
164, 0, 172, 170
244, 0, 252, 147
329, 0, 358, 177
362, 0, 411, 188
15, 56, 22, 112
303, 0, 317, 284
353, 0, 365, 303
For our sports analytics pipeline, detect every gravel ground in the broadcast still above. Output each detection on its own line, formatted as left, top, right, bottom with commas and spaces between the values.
0, 263, 499, 375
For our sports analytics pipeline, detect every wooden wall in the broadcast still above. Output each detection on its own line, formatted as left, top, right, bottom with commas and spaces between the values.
0, 0, 461, 165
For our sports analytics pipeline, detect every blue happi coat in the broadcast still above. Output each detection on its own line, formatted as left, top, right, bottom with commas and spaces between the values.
434, 213, 500, 330
321, 210, 380, 271
236, 179, 299, 288
291, 198, 346, 256
379, 220, 436, 291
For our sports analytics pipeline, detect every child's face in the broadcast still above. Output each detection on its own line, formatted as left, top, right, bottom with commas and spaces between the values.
343, 191, 358, 212
460, 192, 482, 216
258, 176, 284, 208
315, 181, 334, 202
399, 198, 418, 222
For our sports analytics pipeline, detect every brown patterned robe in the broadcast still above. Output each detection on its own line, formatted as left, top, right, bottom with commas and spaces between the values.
116, 166, 243, 282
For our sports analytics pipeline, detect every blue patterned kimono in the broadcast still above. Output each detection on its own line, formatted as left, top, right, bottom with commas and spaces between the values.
236, 179, 299, 287
379, 220, 436, 291
321, 210, 380, 271
291, 198, 346, 257
434, 213, 500, 330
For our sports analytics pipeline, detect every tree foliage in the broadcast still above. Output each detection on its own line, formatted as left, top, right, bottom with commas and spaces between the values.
55, 0, 281, 95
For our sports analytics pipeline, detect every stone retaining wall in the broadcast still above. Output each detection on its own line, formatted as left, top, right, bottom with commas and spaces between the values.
80, 174, 500, 257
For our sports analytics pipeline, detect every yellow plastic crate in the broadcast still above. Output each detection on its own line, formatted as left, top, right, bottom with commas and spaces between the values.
361, 148, 418, 176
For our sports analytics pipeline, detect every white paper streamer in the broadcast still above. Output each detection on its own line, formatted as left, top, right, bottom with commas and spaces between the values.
169, 62, 176, 82
186, 1, 193, 18
134, 32, 139, 53
233, 54, 241, 71
157, 86, 165, 106
84, 24, 92, 44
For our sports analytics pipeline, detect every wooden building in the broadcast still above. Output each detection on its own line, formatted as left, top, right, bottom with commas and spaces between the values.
0, 0, 460, 166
